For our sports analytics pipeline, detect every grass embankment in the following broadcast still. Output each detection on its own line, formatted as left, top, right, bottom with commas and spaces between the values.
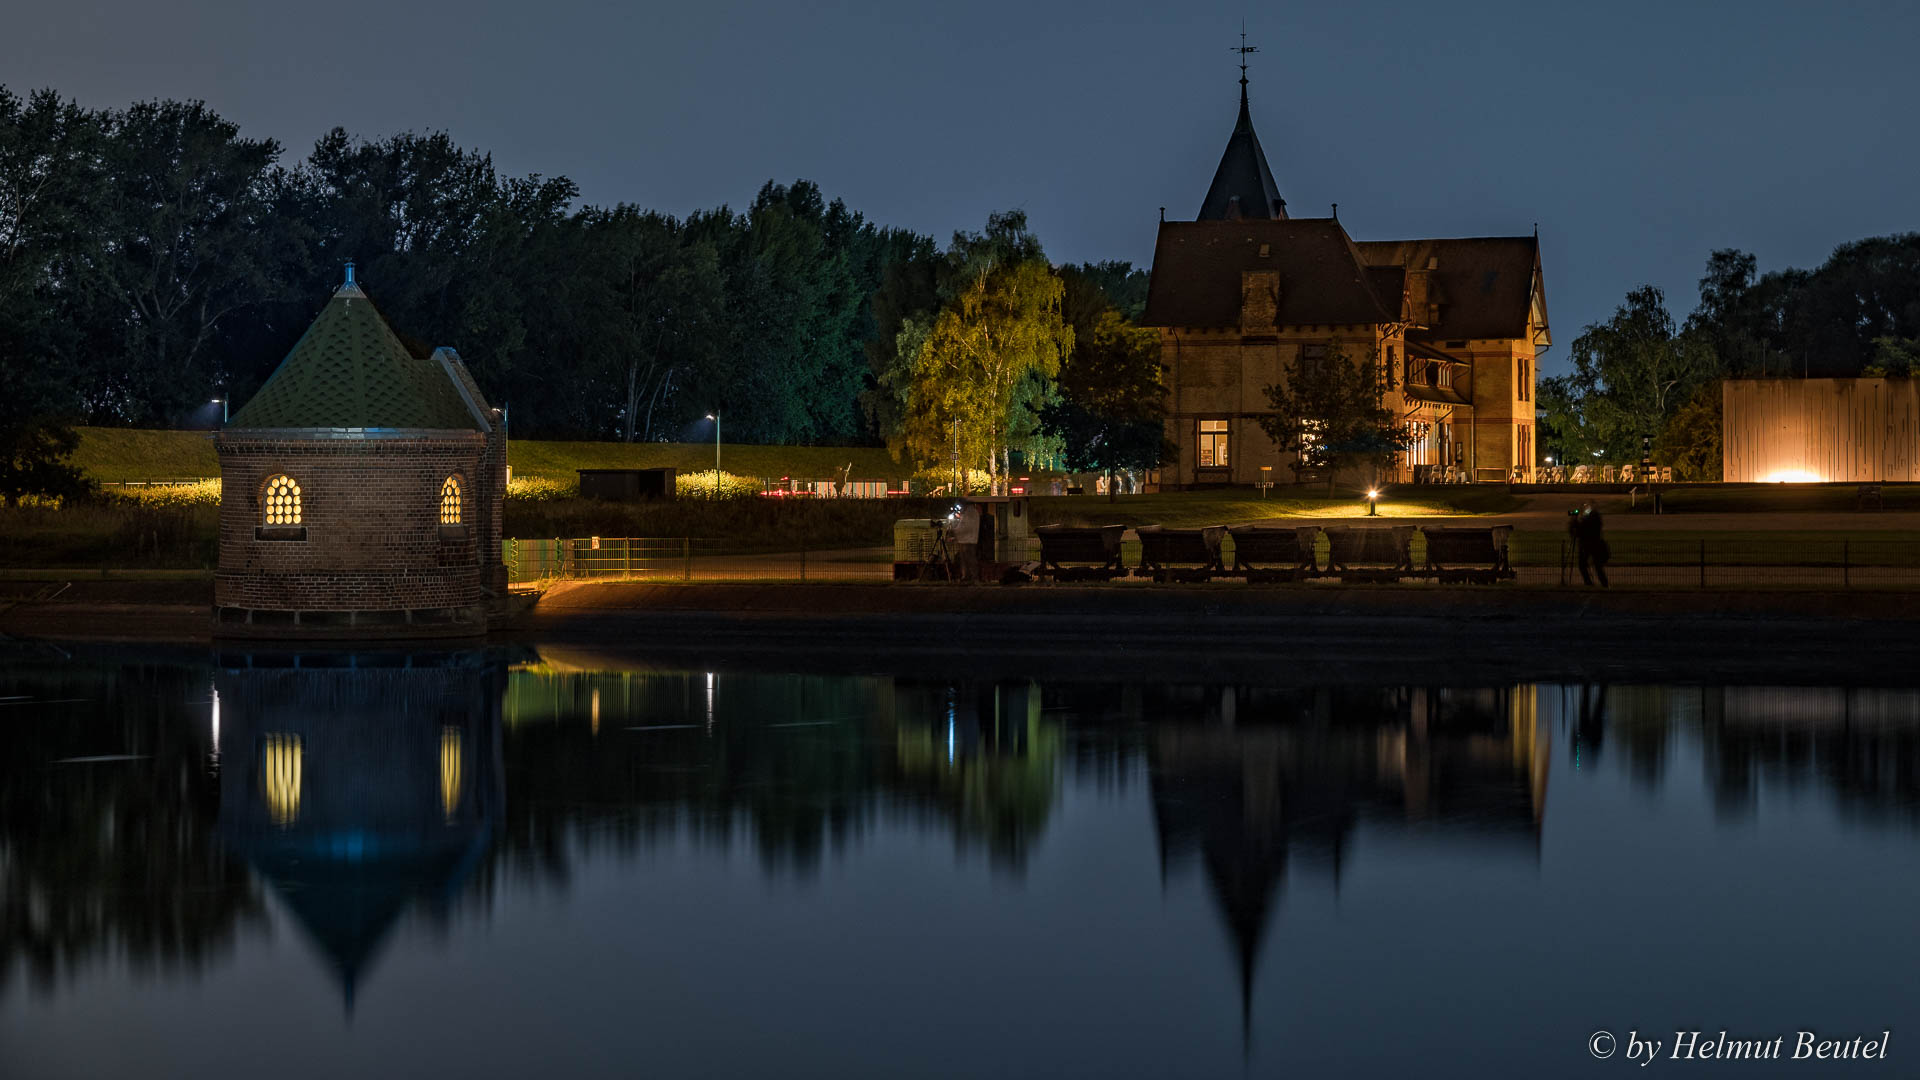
505, 497, 951, 552
71, 426, 909, 486
0, 504, 217, 569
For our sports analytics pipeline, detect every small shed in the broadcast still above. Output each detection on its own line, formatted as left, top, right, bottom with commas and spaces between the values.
577, 468, 676, 501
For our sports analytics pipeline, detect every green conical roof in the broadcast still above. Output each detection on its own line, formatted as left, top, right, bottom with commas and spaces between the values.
229, 281, 484, 430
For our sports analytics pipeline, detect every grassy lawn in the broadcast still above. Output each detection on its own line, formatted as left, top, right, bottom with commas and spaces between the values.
1029, 486, 1522, 528
1508, 528, 1920, 566
72, 426, 910, 485
1647, 484, 1920, 514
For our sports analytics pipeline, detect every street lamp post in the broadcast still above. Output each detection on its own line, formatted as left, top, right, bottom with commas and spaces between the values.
705, 412, 720, 476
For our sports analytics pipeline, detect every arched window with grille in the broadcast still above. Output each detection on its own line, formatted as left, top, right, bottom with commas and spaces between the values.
263, 475, 301, 525
440, 476, 463, 525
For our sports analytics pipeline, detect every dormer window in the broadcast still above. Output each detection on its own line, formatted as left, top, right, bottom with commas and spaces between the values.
440, 476, 463, 525
263, 475, 301, 525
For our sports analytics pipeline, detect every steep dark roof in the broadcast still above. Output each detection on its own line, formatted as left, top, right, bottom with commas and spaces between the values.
1197, 88, 1287, 221
1141, 219, 1394, 328
1356, 236, 1545, 342
229, 281, 486, 431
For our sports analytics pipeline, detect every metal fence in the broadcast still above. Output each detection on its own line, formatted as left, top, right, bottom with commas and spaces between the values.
504, 537, 889, 583
504, 535, 1920, 589
1541, 537, 1920, 588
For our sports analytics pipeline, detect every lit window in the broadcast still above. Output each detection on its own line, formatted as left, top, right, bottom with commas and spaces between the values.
440, 476, 462, 525
1198, 419, 1230, 468
263, 475, 301, 526
263, 733, 302, 826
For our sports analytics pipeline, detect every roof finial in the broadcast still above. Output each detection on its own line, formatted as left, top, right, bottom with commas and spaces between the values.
343, 260, 356, 288
1231, 23, 1258, 108
1331, 202, 1338, 221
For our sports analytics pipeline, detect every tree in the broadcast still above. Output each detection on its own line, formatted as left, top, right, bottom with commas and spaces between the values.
88, 99, 282, 423
1565, 285, 1719, 460
892, 212, 1072, 492
900, 254, 1071, 493
0, 414, 89, 505
1256, 340, 1409, 488
1043, 308, 1169, 500
1653, 384, 1722, 482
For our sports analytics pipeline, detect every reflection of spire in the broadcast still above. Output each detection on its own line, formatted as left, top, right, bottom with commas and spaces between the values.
1147, 685, 1549, 1054
216, 649, 505, 1009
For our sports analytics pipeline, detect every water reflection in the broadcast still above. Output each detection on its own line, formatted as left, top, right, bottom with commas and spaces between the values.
0, 656, 263, 997
212, 651, 505, 1006
4, 647, 1920, 1073
1137, 686, 1548, 1032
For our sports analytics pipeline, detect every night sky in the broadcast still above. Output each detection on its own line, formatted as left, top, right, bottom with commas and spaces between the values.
8, 0, 1916, 373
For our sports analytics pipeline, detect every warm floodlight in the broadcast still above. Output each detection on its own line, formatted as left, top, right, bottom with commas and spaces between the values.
1762, 469, 1821, 484
1366, 488, 1380, 516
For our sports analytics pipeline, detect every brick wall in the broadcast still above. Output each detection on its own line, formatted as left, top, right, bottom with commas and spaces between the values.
214, 432, 494, 616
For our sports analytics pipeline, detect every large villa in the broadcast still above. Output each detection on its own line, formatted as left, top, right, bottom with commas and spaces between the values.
1142, 67, 1551, 488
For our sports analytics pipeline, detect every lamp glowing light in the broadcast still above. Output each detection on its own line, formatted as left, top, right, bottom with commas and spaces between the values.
1365, 488, 1380, 516
1762, 469, 1822, 484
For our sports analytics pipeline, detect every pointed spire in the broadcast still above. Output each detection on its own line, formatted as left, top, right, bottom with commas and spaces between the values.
1199, 33, 1287, 221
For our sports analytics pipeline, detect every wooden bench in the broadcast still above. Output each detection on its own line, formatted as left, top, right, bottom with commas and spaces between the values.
1321, 525, 1415, 582
1226, 525, 1321, 582
1034, 524, 1126, 581
1858, 484, 1885, 511
1420, 524, 1515, 583
1135, 525, 1226, 582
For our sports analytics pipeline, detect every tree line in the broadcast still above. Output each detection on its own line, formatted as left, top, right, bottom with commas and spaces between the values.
0, 86, 1167, 498
1541, 234, 1920, 479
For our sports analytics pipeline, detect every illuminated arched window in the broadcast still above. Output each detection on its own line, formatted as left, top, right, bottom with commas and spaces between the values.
263, 474, 302, 526
263, 733, 302, 826
440, 476, 463, 525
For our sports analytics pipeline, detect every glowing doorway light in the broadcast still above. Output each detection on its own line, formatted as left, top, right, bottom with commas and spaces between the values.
1761, 469, 1822, 483
705, 672, 715, 731
210, 684, 221, 754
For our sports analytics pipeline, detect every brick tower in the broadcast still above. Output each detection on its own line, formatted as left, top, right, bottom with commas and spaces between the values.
213, 266, 507, 637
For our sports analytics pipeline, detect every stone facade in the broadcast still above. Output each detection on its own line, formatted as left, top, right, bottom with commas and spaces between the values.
213, 273, 507, 638
214, 430, 503, 634
1143, 80, 1548, 489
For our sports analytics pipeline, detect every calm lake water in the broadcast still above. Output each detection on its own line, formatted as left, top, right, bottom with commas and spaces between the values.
2, 644, 1914, 1078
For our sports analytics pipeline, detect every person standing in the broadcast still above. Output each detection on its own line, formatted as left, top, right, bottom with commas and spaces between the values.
1568, 501, 1611, 587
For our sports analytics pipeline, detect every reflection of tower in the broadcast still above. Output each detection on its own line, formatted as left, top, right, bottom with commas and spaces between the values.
1146, 684, 1549, 1046
215, 649, 506, 1010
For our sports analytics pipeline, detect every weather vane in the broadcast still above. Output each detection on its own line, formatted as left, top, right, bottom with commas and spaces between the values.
1231, 24, 1258, 89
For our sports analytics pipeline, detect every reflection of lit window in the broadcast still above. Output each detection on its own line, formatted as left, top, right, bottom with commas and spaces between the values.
1198, 419, 1229, 467
440, 476, 462, 525
440, 726, 462, 820
263, 475, 301, 525
263, 734, 302, 826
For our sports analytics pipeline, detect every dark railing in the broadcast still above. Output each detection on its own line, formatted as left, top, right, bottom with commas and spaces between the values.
503, 535, 1920, 589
